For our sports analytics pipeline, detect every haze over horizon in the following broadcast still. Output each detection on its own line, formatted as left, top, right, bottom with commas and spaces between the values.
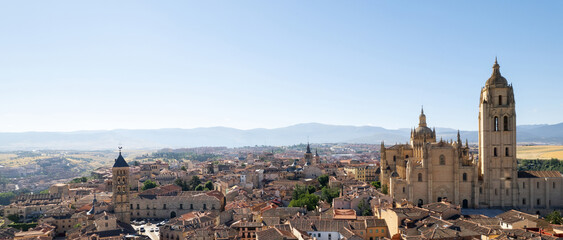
1, 1, 562, 133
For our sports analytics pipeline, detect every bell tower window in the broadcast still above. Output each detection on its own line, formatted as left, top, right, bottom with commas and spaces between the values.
439, 155, 445, 165
494, 148, 497, 157
494, 117, 499, 131
504, 116, 509, 131
498, 95, 502, 105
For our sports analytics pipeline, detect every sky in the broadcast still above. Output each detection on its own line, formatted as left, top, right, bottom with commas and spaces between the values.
0, 1, 562, 132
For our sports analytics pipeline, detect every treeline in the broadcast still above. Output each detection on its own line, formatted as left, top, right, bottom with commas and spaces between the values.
518, 159, 563, 173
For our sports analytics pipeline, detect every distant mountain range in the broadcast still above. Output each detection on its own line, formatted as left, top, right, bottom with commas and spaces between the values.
0, 122, 561, 151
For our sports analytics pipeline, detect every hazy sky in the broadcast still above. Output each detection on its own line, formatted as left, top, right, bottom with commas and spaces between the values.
1, 1, 562, 132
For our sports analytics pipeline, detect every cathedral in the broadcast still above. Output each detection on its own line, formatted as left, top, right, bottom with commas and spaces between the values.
380, 59, 563, 212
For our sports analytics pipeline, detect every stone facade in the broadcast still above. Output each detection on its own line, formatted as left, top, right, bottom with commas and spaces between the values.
130, 191, 225, 220
380, 60, 563, 211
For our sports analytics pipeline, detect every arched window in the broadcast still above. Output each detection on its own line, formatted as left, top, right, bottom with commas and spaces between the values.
494, 117, 499, 131
462, 173, 467, 182
462, 199, 468, 208
439, 155, 445, 165
504, 116, 509, 131
418, 173, 423, 182
494, 148, 497, 157
522, 198, 526, 205
505, 147, 509, 156
402, 187, 405, 193
499, 95, 502, 105
393, 156, 396, 162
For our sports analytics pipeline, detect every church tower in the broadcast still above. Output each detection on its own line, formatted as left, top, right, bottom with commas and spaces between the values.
112, 147, 130, 223
304, 142, 313, 165
478, 58, 517, 208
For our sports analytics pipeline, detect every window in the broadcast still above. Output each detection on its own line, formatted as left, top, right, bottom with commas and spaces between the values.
328, 234, 332, 240
537, 182, 540, 189
495, 189, 498, 195
499, 95, 502, 105
382, 229, 384, 233
418, 173, 423, 182
522, 198, 526, 205
180, 204, 183, 209
405, 155, 409, 158
553, 182, 556, 189
439, 155, 445, 165
203, 204, 207, 210
479, 187, 482, 194
494, 117, 499, 131
375, 229, 379, 233
393, 156, 396, 162
523, 182, 526, 189
190, 204, 193, 210
506, 189, 509, 195
494, 147, 498, 157
537, 198, 541, 206
163, 204, 166, 209
318, 233, 321, 237
505, 147, 509, 157
504, 116, 509, 131
402, 187, 405, 193
462, 173, 467, 182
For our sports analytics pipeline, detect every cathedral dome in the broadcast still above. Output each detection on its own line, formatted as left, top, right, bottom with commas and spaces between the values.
486, 58, 508, 87
415, 126, 433, 135
414, 107, 433, 135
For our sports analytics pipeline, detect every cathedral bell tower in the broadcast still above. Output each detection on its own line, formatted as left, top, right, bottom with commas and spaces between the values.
112, 147, 130, 223
478, 58, 517, 208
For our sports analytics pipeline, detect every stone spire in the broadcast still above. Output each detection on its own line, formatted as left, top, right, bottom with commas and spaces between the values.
419, 106, 427, 127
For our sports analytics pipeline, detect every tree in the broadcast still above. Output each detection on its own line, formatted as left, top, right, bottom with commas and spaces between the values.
289, 193, 319, 211
318, 175, 329, 188
188, 176, 201, 190
321, 187, 340, 205
39, 189, 49, 194
181, 166, 187, 171
370, 181, 381, 189
70, 177, 88, 183
0, 192, 16, 205
381, 184, 388, 194
307, 185, 317, 194
195, 185, 204, 191
7, 214, 20, 223
545, 211, 562, 224
141, 180, 157, 191
289, 184, 320, 211
174, 178, 189, 191
358, 198, 373, 216
204, 181, 213, 191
